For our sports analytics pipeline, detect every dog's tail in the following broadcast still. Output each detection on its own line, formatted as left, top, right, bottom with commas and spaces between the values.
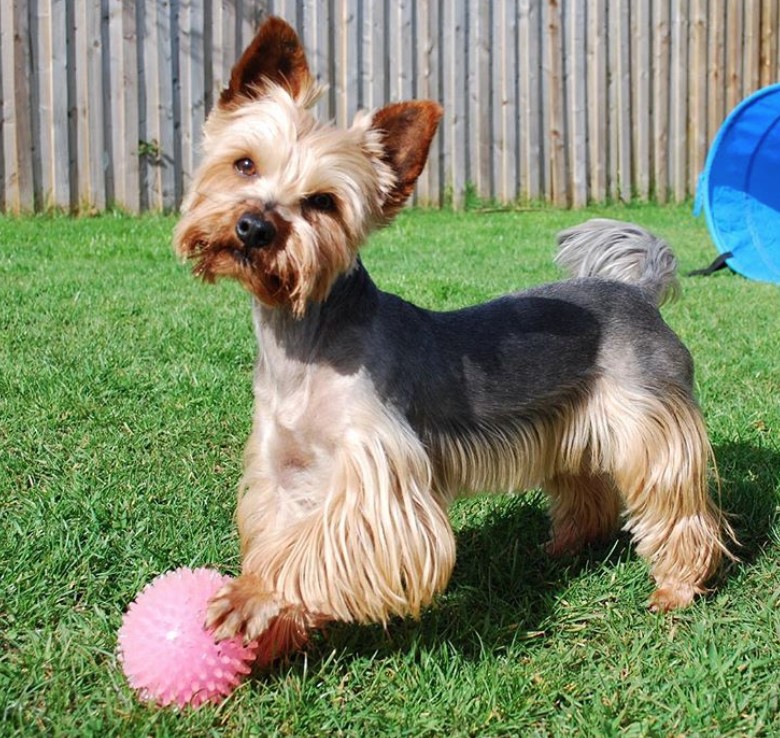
555, 218, 680, 307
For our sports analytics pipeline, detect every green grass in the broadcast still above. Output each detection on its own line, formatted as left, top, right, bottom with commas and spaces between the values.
2, 203, 779, 737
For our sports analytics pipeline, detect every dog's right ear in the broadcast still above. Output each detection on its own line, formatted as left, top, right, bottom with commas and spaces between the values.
219, 16, 313, 106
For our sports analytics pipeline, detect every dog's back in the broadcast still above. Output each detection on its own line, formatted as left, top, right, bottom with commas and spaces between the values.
359, 220, 692, 443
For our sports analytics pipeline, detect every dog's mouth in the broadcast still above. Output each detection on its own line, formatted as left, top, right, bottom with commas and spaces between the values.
191, 238, 259, 276
190, 240, 294, 306
227, 245, 253, 269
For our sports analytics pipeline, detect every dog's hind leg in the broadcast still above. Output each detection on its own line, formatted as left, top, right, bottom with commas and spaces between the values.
544, 472, 622, 557
600, 382, 732, 611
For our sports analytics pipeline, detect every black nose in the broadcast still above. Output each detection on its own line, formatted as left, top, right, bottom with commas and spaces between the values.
236, 212, 277, 249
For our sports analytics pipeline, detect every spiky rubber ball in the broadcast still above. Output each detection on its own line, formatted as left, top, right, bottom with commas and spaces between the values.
118, 567, 258, 708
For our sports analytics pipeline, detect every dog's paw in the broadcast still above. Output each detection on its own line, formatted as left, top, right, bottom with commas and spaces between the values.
544, 526, 587, 558
206, 573, 281, 642
544, 535, 580, 558
647, 583, 697, 613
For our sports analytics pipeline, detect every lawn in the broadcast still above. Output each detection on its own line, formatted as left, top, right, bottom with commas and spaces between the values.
2, 203, 779, 737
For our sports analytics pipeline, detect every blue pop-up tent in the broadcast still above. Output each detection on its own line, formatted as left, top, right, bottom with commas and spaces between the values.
694, 84, 780, 284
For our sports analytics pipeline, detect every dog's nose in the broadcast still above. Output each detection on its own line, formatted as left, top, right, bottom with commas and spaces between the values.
236, 212, 277, 249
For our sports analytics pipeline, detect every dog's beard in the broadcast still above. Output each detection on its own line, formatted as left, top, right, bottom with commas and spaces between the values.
176, 209, 356, 317
193, 240, 295, 308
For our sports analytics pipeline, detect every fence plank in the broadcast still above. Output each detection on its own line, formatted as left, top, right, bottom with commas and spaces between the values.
299, 0, 329, 119
567, 1, 588, 207
1, 0, 19, 211
587, 0, 608, 203
387, 0, 413, 105
179, 0, 190, 188
707, 0, 726, 152
759, 0, 777, 87
191, 0, 205, 173
494, 0, 518, 204
108, 0, 124, 207
725, 0, 744, 112
239, 1, 260, 48
427, 0, 443, 206
30, 0, 47, 211
123, 0, 140, 211
107, 0, 140, 211
217, 0, 237, 90
72, 0, 103, 211
343, 0, 359, 126
518, 0, 542, 202
744, 0, 761, 97
632, 0, 651, 200
689, 0, 708, 194
13, 0, 35, 211
139, 0, 159, 210
0, 2, 5, 213
670, 0, 688, 202
543, 0, 567, 206
357, 0, 371, 110
370, 0, 387, 113
38, 0, 70, 210
156, 0, 176, 210
652, 0, 670, 203
612, 0, 632, 202
476, 1, 493, 200
414, 0, 437, 204
443, 0, 467, 207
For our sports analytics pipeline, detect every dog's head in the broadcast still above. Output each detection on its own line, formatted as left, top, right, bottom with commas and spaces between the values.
174, 16, 441, 317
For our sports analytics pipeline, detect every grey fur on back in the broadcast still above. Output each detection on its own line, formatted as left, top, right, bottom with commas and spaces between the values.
555, 219, 680, 307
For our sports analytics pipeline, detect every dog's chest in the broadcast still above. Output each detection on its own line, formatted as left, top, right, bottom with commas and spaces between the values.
254, 355, 361, 435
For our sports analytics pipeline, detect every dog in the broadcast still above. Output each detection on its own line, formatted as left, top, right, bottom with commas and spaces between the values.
174, 17, 732, 657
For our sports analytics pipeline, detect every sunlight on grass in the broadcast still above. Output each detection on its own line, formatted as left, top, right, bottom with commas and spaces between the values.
2, 204, 779, 736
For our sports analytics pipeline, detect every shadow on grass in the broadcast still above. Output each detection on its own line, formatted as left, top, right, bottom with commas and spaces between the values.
250, 439, 777, 679
714, 440, 780, 565
262, 494, 635, 674
319, 497, 565, 663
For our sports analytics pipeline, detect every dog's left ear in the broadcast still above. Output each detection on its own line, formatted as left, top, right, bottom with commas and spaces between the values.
219, 16, 313, 106
371, 101, 442, 217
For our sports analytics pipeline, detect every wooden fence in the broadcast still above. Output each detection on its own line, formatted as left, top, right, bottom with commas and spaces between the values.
1, 0, 779, 213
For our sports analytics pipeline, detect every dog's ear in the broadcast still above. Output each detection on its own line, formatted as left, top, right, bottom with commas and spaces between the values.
371, 101, 442, 217
220, 16, 312, 106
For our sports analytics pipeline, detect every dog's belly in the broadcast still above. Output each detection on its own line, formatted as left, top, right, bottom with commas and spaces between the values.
425, 425, 545, 496
420, 397, 588, 497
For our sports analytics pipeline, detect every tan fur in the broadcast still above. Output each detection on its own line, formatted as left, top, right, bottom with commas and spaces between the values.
239, 388, 455, 625
426, 376, 733, 611
209, 360, 732, 641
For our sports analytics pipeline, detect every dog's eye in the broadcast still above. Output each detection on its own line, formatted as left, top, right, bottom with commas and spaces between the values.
305, 193, 336, 212
234, 158, 257, 177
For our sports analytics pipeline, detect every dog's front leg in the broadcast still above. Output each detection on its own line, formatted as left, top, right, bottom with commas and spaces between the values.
207, 413, 456, 651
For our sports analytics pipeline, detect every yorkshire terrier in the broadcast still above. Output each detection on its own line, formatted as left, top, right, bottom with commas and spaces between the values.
174, 17, 732, 657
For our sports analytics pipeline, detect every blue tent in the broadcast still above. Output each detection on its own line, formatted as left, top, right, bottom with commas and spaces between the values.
695, 84, 780, 284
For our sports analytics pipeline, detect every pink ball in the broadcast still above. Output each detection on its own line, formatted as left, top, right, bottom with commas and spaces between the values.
118, 567, 258, 708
